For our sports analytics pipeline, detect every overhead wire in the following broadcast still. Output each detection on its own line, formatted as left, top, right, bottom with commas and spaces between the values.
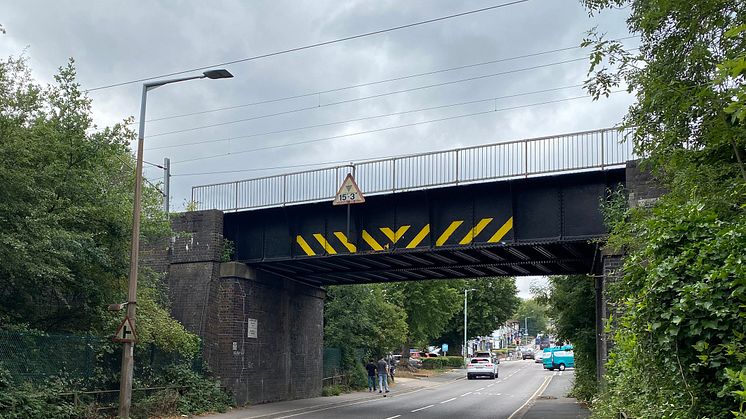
145, 84, 584, 151
146, 55, 596, 139
85, 0, 529, 92
139, 35, 637, 124
171, 90, 626, 165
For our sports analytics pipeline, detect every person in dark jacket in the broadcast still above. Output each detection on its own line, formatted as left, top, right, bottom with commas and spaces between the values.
364, 360, 377, 391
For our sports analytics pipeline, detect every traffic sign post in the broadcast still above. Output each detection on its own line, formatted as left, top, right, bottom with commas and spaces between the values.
333, 173, 365, 206
333, 172, 365, 240
113, 317, 137, 343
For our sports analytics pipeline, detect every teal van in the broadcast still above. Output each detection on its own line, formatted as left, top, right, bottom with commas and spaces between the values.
542, 345, 574, 371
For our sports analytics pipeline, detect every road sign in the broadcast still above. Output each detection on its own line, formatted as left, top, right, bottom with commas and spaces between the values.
113, 316, 136, 343
333, 174, 365, 205
442, 343, 449, 353
247, 318, 258, 339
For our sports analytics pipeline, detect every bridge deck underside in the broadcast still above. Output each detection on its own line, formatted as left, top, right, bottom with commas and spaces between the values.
226, 169, 624, 286
254, 240, 599, 286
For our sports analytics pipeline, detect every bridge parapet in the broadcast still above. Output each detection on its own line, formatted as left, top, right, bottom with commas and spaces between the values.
193, 127, 633, 212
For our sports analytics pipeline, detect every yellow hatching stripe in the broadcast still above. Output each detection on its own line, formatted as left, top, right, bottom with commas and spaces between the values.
333, 232, 357, 253
436, 221, 464, 246
488, 217, 514, 243
313, 233, 337, 255
406, 225, 430, 249
296, 235, 316, 256
380, 226, 411, 243
459, 218, 494, 245
362, 230, 384, 251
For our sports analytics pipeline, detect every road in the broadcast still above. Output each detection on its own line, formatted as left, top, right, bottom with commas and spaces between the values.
206, 360, 582, 419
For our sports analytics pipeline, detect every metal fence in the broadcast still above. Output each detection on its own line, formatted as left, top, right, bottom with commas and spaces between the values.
0, 330, 201, 386
192, 127, 634, 211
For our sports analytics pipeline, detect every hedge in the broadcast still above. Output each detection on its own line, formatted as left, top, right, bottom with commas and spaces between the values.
421, 356, 465, 369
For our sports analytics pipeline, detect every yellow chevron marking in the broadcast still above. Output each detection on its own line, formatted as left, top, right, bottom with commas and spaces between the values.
488, 217, 514, 243
362, 230, 384, 251
333, 232, 357, 253
313, 233, 337, 255
380, 226, 411, 244
406, 225, 430, 248
296, 235, 316, 256
459, 218, 494, 245
436, 221, 464, 246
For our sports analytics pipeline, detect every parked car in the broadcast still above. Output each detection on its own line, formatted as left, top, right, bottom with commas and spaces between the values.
466, 357, 498, 379
534, 350, 544, 363
522, 348, 535, 360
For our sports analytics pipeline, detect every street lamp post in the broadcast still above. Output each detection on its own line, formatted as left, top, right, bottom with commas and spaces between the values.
119, 69, 233, 419
463, 288, 476, 363
524, 316, 532, 346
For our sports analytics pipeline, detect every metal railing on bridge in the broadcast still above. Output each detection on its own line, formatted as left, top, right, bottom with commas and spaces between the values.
192, 127, 634, 211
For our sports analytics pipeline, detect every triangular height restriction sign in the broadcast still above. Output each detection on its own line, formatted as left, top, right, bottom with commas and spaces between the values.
333, 174, 365, 205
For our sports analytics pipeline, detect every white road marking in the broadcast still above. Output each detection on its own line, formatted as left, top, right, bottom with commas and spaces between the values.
411, 404, 434, 413
476, 387, 485, 391
460, 391, 472, 397
440, 397, 457, 404
487, 383, 495, 387
384, 416, 401, 419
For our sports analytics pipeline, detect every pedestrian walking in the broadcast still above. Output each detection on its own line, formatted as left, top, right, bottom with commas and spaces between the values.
388, 358, 396, 382
364, 359, 377, 392
377, 357, 390, 394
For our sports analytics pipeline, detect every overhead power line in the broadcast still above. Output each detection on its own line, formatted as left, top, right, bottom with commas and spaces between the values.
145, 84, 584, 151
85, 0, 529, 92
140, 36, 636, 124
171, 91, 624, 165
146, 55, 596, 139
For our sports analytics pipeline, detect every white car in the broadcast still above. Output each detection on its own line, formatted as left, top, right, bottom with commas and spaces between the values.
466, 357, 498, 380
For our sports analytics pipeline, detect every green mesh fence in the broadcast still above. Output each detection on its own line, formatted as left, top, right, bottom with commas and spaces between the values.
0, 331, 200, 388
323, 347, 341, 377
0, 331, 98, 383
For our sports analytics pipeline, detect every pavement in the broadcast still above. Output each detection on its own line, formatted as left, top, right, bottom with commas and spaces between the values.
516, 368, 590, 419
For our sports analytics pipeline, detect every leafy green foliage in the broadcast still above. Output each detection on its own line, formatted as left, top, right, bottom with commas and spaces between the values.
582, 0, 746, 416
0, 56, 221, 418
324, 284, 408, 358
513, 299, 548, 338
546, 275, 597, 403
321, 385, 343, 396
420, 356, 464, 369
386, 280, 461, 348
0, 365, 84, 419
437, 278, 520, 352
0, 56, 168, 333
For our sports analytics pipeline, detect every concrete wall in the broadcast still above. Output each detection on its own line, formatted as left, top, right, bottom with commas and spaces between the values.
143, 210, 324, 405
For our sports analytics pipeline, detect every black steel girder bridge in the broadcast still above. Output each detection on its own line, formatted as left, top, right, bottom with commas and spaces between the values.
192, 128, 634, 285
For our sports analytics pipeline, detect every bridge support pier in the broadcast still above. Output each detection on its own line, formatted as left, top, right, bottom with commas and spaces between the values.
596, 251, 623, 382
144, 210, 325, 405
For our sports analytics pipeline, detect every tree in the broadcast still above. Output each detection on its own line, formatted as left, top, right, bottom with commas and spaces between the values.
437, 277, 520, 353
546, 275, 597, 402
0, 56, 170, 336
324, 284, 407, 358
583, 1, 746, 417
385, 280, 461, 354
513, 299, 548, 339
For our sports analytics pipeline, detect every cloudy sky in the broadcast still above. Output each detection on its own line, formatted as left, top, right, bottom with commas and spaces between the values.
1, 0, 634, 211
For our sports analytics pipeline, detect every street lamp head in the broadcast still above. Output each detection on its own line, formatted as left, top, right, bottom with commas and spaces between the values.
203, 69, 234, 79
